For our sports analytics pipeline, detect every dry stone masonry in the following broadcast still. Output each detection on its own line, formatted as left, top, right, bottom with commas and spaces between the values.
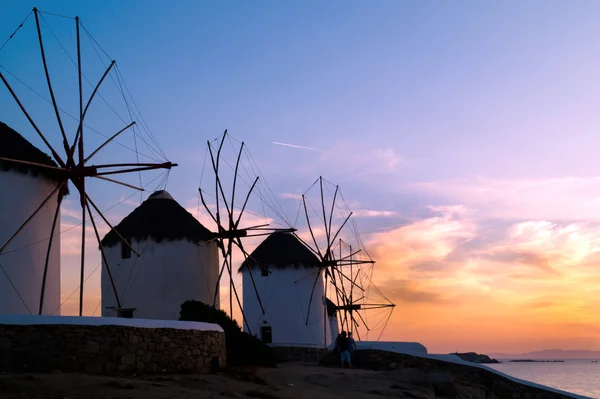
0, 323, 226, 375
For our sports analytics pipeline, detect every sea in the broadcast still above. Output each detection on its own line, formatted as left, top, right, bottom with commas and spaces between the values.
487, 359, 600, 398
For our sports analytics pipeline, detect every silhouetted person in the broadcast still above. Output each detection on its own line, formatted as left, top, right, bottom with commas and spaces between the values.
334, 332, 343, 353
337, 331, 352, 368
348, 332, 356, 354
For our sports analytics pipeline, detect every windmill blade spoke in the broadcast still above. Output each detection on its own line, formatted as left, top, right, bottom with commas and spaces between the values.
84, 121, 136, 163
79, 198, 86, 317
92, 175, 144, 191
333, 265, 364, 291
212, 258, 227, 308
0, 157, 67, 172
302, 195, 323, 259
330, 211, 353, 245
234, 176, 259, 228
208, 133, 232, 221
199, 188, 219, 226
38, 188, 65, 315
235, 237, 266, 315
294, 268, 321, 284
0, 71, 66, 167
319, 177, 331, 250
335, 259, 375, 267
339, 249, 362, 261
304, 269, 322, 326
230, 141, 244, 228
353, 307, 370, 331
75, 15, 84, 165
85, 200, 122, 309
292, 232, 321, 257
33, 8, 70, 159
327, 185, 339, 246
85, 194, 140, 257
71, 60, 116, 153
206, 140, 222, 228
0, 180, 67, 254
93, 162, 175, 169
92, 162, 177, 176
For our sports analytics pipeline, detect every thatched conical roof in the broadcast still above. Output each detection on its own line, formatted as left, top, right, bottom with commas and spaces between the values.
0, 121, 63, 181
238, 232, 319, 271
100, 190, 215, 247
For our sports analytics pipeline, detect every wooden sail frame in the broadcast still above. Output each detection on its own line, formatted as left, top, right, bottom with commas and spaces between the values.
0, 8, 176, 316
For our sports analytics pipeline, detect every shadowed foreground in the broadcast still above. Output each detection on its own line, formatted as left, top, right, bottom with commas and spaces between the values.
0, 359, 579, 399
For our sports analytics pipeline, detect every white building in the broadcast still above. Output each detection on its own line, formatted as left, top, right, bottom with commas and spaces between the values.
239, 232, 337, 348
0, 121, 61, 315
100, 190, 219, 320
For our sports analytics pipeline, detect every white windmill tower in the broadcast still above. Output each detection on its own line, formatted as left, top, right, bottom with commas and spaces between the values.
238, 232, 337, 348
0, 121, 63, 315
100, 190, 219, 320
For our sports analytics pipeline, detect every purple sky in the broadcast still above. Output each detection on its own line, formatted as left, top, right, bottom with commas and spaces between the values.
3, 1, 600, 352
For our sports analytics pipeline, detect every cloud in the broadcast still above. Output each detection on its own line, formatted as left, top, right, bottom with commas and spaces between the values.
288, 141, 404, 181
376, 278, 452, 304
478, 249, 557, 275
353, 209, 401, 218
279, 192, 303, 200
410, 176, 600, 221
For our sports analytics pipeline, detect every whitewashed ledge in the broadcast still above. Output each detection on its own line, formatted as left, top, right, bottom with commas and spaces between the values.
424, 352, 593, 399
326, 340, 591, 399
0, 314, 223, 332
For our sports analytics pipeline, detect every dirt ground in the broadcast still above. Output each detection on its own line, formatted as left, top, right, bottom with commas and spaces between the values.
0, 363, 407, 399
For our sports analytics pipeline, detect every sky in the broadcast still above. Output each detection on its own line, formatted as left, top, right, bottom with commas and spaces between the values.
2, 0, 600, 354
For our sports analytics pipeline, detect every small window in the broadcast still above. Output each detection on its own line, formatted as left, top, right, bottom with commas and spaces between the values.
260, 326, 272, 344
261, 267, 269, 277
121, 238, 132, 259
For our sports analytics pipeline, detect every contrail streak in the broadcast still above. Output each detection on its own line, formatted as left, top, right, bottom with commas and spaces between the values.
272, 141, 321, 152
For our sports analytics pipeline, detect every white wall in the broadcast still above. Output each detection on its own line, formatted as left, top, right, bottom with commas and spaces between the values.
242, 266, 332, 348
0, 170, 61, 315
101, 238, 219, 320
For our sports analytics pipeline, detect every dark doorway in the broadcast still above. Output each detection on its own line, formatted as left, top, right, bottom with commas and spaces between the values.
260, 325, 272, 343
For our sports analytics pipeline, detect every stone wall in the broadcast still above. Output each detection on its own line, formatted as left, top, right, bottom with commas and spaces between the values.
0, 324, 226, 375
320, 350, 578, 399
271, 345, 327, 363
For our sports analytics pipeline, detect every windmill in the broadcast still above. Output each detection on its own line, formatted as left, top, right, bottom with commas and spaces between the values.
198, 130, 295, 333
293, 176, 395, 342
0, 8, 175, 316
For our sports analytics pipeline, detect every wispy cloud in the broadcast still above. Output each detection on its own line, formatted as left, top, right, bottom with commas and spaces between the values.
272, 141, 321, 152
279, 192, 303, 200
411, 176, 600, 221
353, 209, 400, 218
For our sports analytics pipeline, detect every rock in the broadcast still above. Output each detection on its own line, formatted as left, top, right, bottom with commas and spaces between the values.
129, 335, 139, 344
0, 337, 12, 350
86, 341, 100, 354
85, 360, 103, 374
171, 348, 183, 360
137, 361, 145, 371
121, 354, 136, 366
61, 355, 78, 372
451, 352, 500, 364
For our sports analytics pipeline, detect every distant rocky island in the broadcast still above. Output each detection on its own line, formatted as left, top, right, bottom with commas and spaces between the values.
451, 352, 500, 364
489, 349, 600, 360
